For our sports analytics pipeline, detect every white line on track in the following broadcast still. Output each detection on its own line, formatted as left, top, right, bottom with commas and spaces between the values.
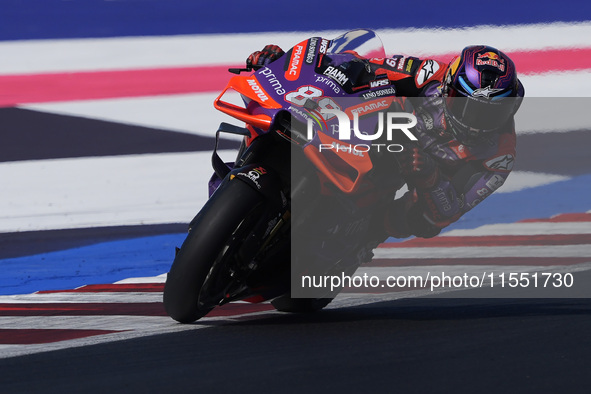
0, 316, 174, 330
0, 292, 163, 304
0, 314, 245, 359
357, 263, 591, 278
373, 245, 591, 259
1, 22, 590, 74
20, 92, 245, 137
497, 171, 571, 193
0, 148, 575, 233
115, 274, 167, 284
0, 151, 238, 233
442, 222, 591, 236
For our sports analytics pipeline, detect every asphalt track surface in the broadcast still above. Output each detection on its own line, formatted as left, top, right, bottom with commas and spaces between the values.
2, 293, 590, 393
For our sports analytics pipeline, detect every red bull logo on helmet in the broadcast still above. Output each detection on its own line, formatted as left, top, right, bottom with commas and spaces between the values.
476, 51, 505, 72
479, 51, 500, 60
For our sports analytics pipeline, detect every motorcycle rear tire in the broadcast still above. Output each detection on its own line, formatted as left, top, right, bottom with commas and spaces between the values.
163, 178, 265, 323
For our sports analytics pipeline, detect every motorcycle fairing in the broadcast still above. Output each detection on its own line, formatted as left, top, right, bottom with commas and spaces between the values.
213, 29, 398, 194
214, 75, 282, 131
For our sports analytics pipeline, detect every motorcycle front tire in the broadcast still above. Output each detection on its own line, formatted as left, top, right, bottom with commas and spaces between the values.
163, 178, 265, 323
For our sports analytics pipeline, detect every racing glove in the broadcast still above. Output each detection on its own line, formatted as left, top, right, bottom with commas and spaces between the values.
397, 143, 439, 189
384, 189, 443, 239
246, 44, 284, 67
388, 145, 461, 238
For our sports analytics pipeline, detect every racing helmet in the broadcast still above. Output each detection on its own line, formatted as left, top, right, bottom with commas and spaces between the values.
442, 45, 524, 144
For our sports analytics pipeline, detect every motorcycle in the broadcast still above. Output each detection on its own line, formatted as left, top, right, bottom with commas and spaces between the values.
163, 29, 411, 323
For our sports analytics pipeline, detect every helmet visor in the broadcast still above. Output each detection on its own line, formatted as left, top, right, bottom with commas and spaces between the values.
445, 86, 518, 131
445, 95, 518, 131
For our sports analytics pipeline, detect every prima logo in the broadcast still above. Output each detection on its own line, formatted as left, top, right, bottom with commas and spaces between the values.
259, 68, 286, 95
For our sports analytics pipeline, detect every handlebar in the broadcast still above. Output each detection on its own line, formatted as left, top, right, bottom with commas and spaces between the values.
228, 64, 264, 74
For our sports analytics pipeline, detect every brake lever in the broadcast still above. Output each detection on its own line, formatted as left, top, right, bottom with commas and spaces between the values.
228, 64, 263, 74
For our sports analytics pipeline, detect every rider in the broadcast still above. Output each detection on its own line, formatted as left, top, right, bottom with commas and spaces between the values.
247, 42, 525, 239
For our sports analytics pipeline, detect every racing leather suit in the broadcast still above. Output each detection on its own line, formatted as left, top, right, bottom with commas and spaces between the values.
367, 55, 516, 238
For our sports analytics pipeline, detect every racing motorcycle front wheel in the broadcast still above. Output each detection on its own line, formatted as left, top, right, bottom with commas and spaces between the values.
163, 177, 270, 323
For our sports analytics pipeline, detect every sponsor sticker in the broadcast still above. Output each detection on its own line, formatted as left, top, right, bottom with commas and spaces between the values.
247, 78, 269, 102
259, 68, 286, 96
484, 154, 514, 171
323, 66, 349, 86
416, 59, 440, 87
485, 174, 506, 190
314, 76, 341, 94
405, 58, 414, 72
369, 79, 390, 88
397, 56, 406, 71
472, 86, 504, 97
475, 52, 506, 72
285, 41, 307, 81
237, 166, 267, 190
305, 37, 318, 65
345, 98, 393, 117
361, 86, 396, 100
319, 39, 329, 54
